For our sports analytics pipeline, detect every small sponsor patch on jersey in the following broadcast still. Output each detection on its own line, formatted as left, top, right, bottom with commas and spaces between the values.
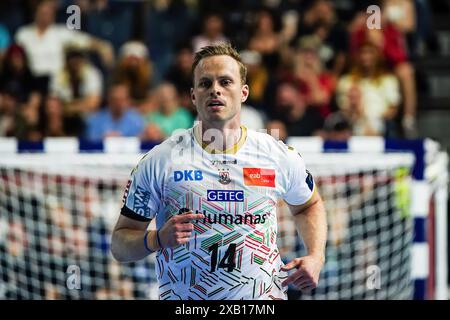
243, 168, 276, 187
133, 186, 151, 217
218, 168, 231, 185
287, 144, 302, 157
306, 170, 314, 191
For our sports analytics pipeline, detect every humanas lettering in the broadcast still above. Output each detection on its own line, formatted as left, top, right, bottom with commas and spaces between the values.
180, 208, 268, 225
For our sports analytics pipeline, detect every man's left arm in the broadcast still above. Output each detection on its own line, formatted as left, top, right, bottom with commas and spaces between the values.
281, 190, 327, 292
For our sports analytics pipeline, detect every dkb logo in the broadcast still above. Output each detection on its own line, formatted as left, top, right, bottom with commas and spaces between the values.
174, 170, 203, 182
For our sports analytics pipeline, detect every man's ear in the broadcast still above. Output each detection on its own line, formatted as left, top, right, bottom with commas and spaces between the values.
190, 88, 196, 104
241, 84, 249, 103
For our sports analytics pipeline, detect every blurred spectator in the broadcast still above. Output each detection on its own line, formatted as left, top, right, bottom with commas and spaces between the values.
43, 95, 66, 137
382, 0, 421, 136
15, 0, 114, 93
0, 219, 36, 299
66, 226, 89, 259
0, 44, 41, 110
165, 43, 194, 113
409, 0, 440, 56
137, 87, 159, 116
248, 8, 283, 71
95, 260, 135, 299
0, 23, 11, 59
336, 41, 401, 137
50, 46, 103, 121
323, 111, 353, 141
112, 41, 153, 106
291, 35, 336, 118
269, 81, 324, 137
350, 8, 417, 138
240, 104, 267, 131
192, 12, 229, 53
0, 88, 41, 141
296, 0, 349, 76
142, 82, 193, 141
383, 0, 416, 35
85, 84, 145, 141
240, 49, 269, 110
5, 220, 28, 258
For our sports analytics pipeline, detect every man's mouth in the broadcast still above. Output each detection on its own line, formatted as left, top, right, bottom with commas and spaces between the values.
207, 99, 225, 109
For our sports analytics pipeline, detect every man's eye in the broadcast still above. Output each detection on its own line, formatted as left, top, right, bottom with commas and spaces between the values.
199, 81, 210, 88
221, 79, 232, 86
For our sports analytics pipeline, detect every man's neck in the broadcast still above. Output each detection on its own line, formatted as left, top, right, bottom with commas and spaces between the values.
35, 24, 50, 35
111, 109, 124, 120
196, 121, 243, 153
160, 104, 177, 116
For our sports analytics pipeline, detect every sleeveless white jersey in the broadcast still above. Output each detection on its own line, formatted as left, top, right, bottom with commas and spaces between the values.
122, 125, 315, 300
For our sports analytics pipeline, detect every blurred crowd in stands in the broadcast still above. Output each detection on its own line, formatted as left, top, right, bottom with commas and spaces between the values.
0, 0, 441, 142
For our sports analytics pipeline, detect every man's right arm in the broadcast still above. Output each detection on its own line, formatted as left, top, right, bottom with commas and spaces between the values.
111, 213, 158, 262
111, 209, 205, 262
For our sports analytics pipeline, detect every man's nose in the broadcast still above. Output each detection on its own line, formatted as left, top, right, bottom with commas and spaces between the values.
210, 81, 222, 96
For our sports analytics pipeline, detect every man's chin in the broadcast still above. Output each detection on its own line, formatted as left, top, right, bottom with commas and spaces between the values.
205, 112, 227, 121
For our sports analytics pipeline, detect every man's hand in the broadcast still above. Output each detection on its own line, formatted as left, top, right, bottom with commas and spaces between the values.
281, 255, 324, 292
158, 212, 204, 248
142, 124, 165, 142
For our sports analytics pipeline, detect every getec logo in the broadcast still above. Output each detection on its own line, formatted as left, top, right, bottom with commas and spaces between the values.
174, 170, 203, 182
207, 190, 244, 202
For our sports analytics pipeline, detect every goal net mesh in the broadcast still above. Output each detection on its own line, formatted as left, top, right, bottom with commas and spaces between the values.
0, 153, 414, 299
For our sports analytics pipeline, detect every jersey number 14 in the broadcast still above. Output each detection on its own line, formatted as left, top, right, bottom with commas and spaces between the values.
208, 243, 236, 273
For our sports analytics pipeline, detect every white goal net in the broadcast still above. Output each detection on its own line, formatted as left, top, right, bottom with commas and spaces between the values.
0, 151, 428, 299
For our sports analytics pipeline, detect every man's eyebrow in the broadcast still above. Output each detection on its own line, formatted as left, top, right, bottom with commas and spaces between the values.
197, 75, 234, 83
217, 75, 233, 80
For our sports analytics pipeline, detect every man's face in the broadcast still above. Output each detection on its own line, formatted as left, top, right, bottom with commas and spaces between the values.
157, 83, 177, 112
191, 55, 249, 126
35, 2, 56, 28
276, 83, 304, 110
178, 49, 193, 72
205, 15, 223, 37
109, 86, 130, 114
359, 45, 378, 70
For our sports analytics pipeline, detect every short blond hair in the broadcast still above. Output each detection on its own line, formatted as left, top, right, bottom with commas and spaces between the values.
192, 43, 247, 85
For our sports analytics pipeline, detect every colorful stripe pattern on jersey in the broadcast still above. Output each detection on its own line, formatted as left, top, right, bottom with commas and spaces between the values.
122, 126, 315, 300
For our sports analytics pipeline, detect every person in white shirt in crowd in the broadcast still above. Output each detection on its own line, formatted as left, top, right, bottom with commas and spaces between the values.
336, 41, 401, 137
50, 46, 103, 115
15, 0, 113, 93
49, 46, 103, 136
